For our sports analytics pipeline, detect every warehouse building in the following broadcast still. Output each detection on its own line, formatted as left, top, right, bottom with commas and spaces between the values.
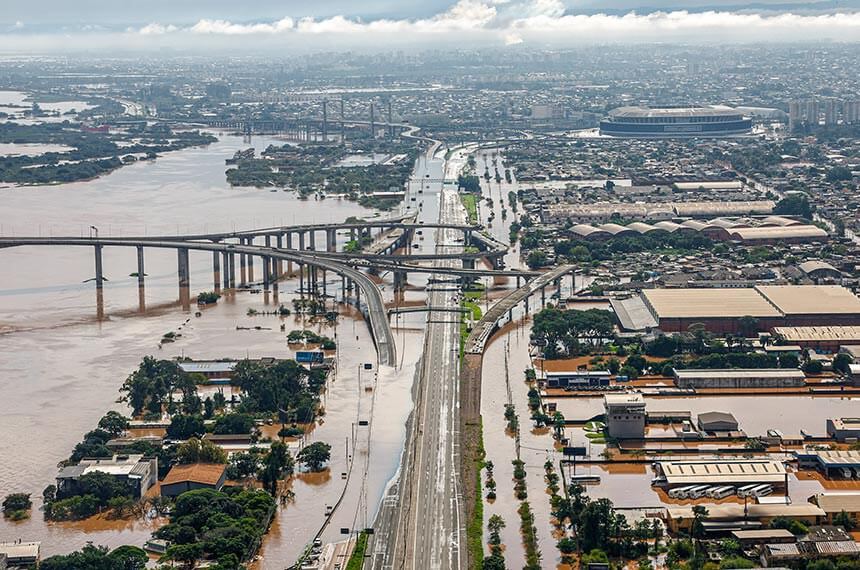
641, 287, 783, 334
773, 326, 860, 352
697, 411, 740, 433
655, 458, 787, 489
544, 370, 611, 389
641, 285, 860, 334
809, 493, 860, 524
826, 418, 860, 442
604, 393, 646, 439
758, 285, 860, 327
795, 449, 860, 477
665, 503, 823, 534
674, 368, 806, 389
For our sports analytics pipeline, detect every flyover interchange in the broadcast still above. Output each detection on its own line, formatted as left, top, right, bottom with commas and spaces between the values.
0, 205, 571, 569
0, 217, 510, 372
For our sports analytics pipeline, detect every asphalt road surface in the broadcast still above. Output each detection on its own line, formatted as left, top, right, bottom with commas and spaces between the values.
369, 148, 468, 570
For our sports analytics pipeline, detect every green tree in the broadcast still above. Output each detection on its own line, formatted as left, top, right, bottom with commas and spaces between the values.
803, 359, 824, 374
259, 441, 294, 495
773, 194, 813, 219
167, 415, 206, 440
97, 411, 130, 437
833, 353, 853, 375
833, 510, 856, 530
175, 437, 228, 465
212, 413, 255, 435
297, 441, 332, 472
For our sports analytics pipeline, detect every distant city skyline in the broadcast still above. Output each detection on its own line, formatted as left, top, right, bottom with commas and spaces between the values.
2, 0, 860, 52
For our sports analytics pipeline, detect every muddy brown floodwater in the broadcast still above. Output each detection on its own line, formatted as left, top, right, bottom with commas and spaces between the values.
0, 130, 422, 564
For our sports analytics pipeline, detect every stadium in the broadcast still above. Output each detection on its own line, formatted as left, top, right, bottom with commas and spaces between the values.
599, 105, 753, 138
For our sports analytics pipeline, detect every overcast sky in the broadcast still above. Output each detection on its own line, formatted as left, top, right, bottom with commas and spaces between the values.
2, 0, 859, 53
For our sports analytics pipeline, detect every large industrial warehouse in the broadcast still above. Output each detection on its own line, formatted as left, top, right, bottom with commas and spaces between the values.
640, 285, 860, 334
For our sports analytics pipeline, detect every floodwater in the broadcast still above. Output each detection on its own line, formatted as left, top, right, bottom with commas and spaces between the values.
0, 129, 423, 564
548, 394, 860, 435
481, 319, 565, 569
480, 320, 848, 569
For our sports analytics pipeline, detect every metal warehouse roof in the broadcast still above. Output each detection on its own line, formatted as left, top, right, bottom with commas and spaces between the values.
668, 503, 824, 520
804, 450, 860, 466
177, 361, 237, 374
659, 458, 786, 485
675, 369, 806, 380
811, 492, 860, 513
642, 288, 781, 319
757, 285, 860, 315
729, 225, 828, 241
774, 326, 860, 342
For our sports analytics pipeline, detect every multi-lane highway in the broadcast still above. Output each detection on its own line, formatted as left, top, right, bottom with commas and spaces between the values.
369, 147, 468, 570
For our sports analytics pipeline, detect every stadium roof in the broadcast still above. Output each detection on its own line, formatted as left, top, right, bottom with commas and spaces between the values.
757, 285, 860, 315
609, 106, 742, 119
642, 288, 781, 319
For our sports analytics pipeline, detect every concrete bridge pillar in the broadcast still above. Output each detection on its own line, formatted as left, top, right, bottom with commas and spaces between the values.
239, 243, 247, 286
326, 229, 336, 252
465, 229, 472, 245
286, 233, 293, 273
541, 284, 546, 308
228, 253, 236, 289
136, 246, 145, 288
213, 251, 221, 292
462, 258, 475, 270
516, 276, 522, 288
525, 294, 530, 315
393, 270, 406, 291
299, 263, 304, 296
322, 269, 327, 297
177, 248, 190, 309
222, 252, 230, 289
247, 239, 255, 282
350, 228, 356, 243
299, 232, 306, 252
309, 230, 316, 251
262, 256, 270, 290
275, 234, 283, 279
94, 244, 104, 290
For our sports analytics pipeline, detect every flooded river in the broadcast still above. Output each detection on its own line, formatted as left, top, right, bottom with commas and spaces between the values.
0, 129, 423, 564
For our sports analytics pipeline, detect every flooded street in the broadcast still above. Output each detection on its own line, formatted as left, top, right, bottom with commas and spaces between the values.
0, 130, 422, 563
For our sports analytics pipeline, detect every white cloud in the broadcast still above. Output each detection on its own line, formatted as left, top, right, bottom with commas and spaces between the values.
13, 21, 24, 29
189, 17, 294, 35
138, 23, 177, 35
7, 0, 860, 51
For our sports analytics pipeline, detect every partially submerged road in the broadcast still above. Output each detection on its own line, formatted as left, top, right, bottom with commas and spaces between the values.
369, 149, 467, 570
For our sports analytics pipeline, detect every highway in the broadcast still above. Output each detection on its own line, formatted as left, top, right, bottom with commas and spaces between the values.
369, 146, 467, 570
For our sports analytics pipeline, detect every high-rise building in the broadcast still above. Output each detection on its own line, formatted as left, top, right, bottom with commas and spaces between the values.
788, 101, 801, 131
824, 99, 837, 126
